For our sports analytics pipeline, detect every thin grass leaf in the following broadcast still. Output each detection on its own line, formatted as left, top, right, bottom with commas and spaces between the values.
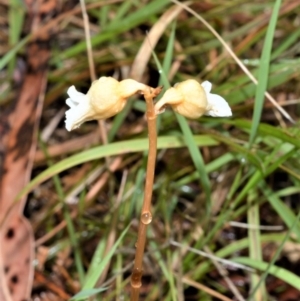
174, 153, 235, 187
156, 21, 176, 134
99, 4, 109, 29
275, 187, 300, 198
193, 233, 288, 278
249, 0, 282, 146
158, 21, 176, 87
152, 46, 211, 214
208, 131, 263, 171
247, 189, 266, 299
248, 193, 300, 299
228, 119, 300, 148
149, 240, 177, 300
8, 0, 25, 74
176, 115, 211, 213
63, 206, 85, 284
39, 139, 85, 284
261, 182, 300, 241
232, 258, 300, 291
233, 147, 296, 209
224, 61, 299, 105
82, 224, 130, 289
0, 35, 30, 70
17, 135, 217, 202
166, 249, 177, 301
271, 28, 300, 60
71, 287, 108, 300
129, 164, 146, 216
84, 232, 106, 281
113, 0, 133, 23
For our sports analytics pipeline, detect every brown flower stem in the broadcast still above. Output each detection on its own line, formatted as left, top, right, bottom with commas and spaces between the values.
130, 86, 162, 301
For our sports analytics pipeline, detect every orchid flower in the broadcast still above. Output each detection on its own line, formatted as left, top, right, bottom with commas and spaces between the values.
154, 79, 232, 119
65, 77, 147, 131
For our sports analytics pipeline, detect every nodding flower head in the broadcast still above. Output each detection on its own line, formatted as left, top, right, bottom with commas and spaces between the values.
65, 77, 147, 131
154, 79, 232, 119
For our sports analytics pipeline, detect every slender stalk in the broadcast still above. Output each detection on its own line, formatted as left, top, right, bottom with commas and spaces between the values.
130, 86, 162, 301
80, 0, 108, 145
79, 0, 96, 81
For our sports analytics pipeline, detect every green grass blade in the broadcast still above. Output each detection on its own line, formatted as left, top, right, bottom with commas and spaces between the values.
99, 4, 109, 29
233, 147, 296, 208
158, 21, 176, 87
17, 135, 217, 201
225, 62, 299, 105
152, 47, 211, 213
149, 240, 177, 301
176, 115, 211, 213
261, 182, 300, 241
156, 21, 176, 133
228, 119, 300, 148
8, 0, 25, 73
248, 206, 300, 299
0, 35, 30, 70
113, 0, 133, 22
271, 28, 300, 60
193, 233, 288, 278
247, 189, 266, 299
63, 206, 85, 284
82, 224, 130, 289
174, 153, 235, 187
249, 0, 282, 146
208, 131, 263, 170
39, 138, 85, 284
232, 257, 300, 291
71, 287, 108, 300
85, 238, 106, 282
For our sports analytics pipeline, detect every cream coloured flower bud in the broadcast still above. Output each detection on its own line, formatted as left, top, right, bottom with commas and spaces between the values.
154, 79, 232, 119
65, 77, 147, 131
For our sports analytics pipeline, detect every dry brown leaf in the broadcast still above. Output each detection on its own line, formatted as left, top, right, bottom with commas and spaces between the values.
0, 64, 48, 301
0, 1, 53, 299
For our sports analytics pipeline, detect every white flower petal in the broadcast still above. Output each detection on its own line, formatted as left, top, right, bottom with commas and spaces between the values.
205, 93, 232, 117
66, 98, 76, 108
65, 86, 92, 131
201, 81, 212, 94
65, 100, 93, 131
67, 86, 86, 103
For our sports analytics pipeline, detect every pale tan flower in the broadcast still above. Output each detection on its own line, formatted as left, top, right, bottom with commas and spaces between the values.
65, 77, 147, 131
154, 79, 232, 119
